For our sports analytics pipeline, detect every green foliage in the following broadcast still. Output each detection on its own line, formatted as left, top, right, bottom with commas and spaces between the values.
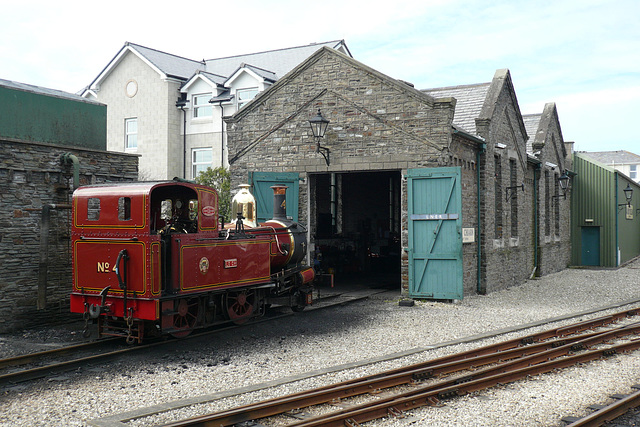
195, 167, 231, 222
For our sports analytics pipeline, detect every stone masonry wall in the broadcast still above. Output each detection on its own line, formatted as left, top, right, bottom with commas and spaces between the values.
0, 139, 138, 332
476, 75, 536, 294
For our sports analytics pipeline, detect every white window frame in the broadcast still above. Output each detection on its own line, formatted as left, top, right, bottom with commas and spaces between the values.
630, 164, 637, 180
192, 148, 213, 179
237, 88, 259, 109
125, 118, 137, 151
193, 94, 213, 119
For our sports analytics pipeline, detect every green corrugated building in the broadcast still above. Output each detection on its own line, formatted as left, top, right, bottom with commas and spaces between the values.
0, 78, 106, 150
571, 152, 640, 266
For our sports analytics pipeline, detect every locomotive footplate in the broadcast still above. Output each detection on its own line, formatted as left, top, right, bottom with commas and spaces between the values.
268, 287, 313, 310
98, 317, 145, 344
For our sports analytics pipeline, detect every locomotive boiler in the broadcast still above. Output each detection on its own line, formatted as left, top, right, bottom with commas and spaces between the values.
70, 179, 314, 343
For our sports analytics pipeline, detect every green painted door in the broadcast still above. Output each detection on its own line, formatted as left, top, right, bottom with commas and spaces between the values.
407, 167, 463, 300
581, 226, 600, 266
249, 172, 299, 223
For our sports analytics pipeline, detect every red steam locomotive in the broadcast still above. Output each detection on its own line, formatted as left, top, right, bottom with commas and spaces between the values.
70, 179, 314, 343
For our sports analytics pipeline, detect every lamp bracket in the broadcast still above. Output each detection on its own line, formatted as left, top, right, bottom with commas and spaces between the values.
505, 182, 525, 202
316, 141, 331, 166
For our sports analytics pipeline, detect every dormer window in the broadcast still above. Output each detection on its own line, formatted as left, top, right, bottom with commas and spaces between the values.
237, 88, 258, 109
193, 94, 213, 118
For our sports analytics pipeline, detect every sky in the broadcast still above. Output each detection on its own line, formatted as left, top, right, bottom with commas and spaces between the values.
1, 0, 638, 153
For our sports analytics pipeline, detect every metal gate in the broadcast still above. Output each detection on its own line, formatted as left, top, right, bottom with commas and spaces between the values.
249, 171, 299, 222
407, 167, 463, 300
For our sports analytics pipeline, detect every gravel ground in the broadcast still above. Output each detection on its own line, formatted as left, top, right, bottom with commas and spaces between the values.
2, 260, 640, 427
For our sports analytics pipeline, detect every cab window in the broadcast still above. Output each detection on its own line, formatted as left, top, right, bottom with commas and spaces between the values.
87, 198, 100, 221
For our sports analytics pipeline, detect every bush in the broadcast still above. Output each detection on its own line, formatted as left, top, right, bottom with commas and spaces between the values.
195, 167, 231, 222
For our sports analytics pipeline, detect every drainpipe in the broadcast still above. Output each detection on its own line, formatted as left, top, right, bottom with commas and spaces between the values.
220, 103, 225, 167
176, 97, 189, 179
210, 99, 225, 167
615, 172, 619, 266
37, 203, 72, 309
453, 128, 486, 295
476, 142, 486, 294
532, 162, 541, 277
61, 153, 79, 190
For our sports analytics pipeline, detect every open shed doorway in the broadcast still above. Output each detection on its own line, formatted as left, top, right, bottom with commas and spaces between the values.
312, 171, 401, 289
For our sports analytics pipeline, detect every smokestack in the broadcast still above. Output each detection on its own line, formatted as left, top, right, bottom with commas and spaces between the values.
271, 185, 288, 220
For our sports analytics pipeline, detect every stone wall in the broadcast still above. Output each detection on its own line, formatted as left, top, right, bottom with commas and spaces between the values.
0, 139, 138, 332
476, 71, 537, 294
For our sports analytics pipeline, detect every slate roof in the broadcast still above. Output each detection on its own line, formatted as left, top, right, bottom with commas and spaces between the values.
88, 41, 349, 95
422, 82, 490, 136
237, 63, 277, 83
193, 71, 227, 86
522, 113, 541, 154
126, 42, 205, 79
579, 150, 640, 165
1, 78, 102, 105
204, 40, 349, 80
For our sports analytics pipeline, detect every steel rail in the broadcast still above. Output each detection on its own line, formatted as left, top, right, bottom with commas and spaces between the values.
567, 388, 640, 426
0, 291, 374, 386
160, 316, 640, 427
0, 338, 121, 370
289, 338, 640, 427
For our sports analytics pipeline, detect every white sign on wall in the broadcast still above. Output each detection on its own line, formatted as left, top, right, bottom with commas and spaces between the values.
462, 227, 475, 243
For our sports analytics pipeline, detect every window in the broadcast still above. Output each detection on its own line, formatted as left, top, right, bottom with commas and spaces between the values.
544, 171, 551, 237
192, 148, 213, 178
193, 94, 213, 118
494, 155, 503, 239
125, 118, 137, 150
510, 160, 518, 237
237, 88, 258, 109
118, 197, 131, 221
630, 165, 637, 180
87, 198, 100, 221
554, 173, 560, 235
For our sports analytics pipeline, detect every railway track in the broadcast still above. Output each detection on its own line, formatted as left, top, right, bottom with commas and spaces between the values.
0, 289, 377, 387
563, 386, 640, 426
160, 307, 640, 427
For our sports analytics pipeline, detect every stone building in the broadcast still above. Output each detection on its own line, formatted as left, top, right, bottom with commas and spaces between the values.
523, 102, 573, 276
0, 80, 138, 332
225, 48, 573, 298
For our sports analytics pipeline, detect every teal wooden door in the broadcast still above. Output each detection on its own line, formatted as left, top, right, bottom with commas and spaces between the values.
249, 172, 299, 222
581, 226, 600, 266
407, 167, 463, 300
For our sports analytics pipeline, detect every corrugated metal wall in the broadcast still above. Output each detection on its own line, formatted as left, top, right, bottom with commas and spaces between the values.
616, 174, 640, 265
571, 153, 640, 266
571, 154, 616, 266
0, 85, 106, 150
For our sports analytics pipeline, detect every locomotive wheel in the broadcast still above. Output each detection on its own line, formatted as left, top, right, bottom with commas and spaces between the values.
171, 298, 198, 338
226, 290, 256, 324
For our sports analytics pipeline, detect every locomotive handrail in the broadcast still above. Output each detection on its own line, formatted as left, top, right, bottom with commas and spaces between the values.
79, 236, 139, 241
114, 249, 129, 291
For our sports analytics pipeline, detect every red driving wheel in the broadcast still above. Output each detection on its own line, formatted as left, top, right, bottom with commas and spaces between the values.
171, 298, 198, 338
226, 290, 255, 324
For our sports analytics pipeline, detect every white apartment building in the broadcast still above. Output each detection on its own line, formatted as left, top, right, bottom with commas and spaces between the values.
82, 40, 351, 180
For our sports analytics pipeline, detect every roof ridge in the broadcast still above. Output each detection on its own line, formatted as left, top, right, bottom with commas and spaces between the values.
241, 63, 277, 74
125, 41, 204, 64
196, 70, 227, 79
204, 40, 344, 62
422, 81, 491, 92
